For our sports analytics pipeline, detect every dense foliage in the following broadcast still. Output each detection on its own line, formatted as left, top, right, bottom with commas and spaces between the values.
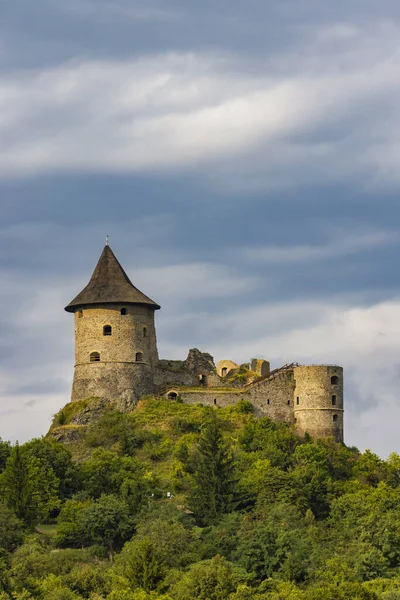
0, 398, 400, 599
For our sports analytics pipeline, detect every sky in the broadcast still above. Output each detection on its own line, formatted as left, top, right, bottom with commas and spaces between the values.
1, 0, 400, 456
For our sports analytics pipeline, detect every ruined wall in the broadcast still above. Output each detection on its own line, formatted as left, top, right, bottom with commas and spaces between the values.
155, 349, 224, 392
293, 365, 344, 442
177, 388, 245, 408
250, 359, 270, 378
71, 304, 158, 403
154, 364, 198, 390
216, 360, 239, 377
247, 370, 295, 422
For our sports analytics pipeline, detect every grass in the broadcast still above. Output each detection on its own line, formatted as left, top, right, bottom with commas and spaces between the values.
36, 524, 58, 536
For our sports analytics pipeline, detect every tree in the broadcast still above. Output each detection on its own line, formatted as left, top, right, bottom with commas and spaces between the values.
188, 411, 236, 525
0, 502, 23, 552
0, 440, 11, 473
0, 444, 59, 526
22, 438, 81, 500
170, 555, 248, 600
81, 494, 134, 560
118, 538, 165, 593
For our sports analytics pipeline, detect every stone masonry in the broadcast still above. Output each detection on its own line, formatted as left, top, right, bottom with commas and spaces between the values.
65, 245, 344, 443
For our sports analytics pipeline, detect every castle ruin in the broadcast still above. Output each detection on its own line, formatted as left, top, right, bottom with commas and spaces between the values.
65, 244, 344, 442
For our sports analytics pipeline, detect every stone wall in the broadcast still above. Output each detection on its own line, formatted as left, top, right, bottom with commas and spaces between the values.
71, 303, 158, 403
247, 370, 294, 422
71, 362, 154, 409
216, 360, 239, 377
250, 359, 270, 378
154, 364, 198, 390
293, 365, 344, 442
155, 349, 224, 392
74, 304, 158, 366
178, 388, 245, 408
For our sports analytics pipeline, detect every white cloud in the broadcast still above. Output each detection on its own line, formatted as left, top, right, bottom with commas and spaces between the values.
1, 22, 400, 189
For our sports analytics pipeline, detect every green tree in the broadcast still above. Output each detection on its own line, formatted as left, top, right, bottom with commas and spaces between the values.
0, 440, 11, 473
0, 502, 23, 551
56, 499, 92, 549
188, 411, 236, 525
117, 538, 165, 593
0, 444, 59, 525
81, 494, 134, 560
170, 555, 248, 600
22, 438, 81, 500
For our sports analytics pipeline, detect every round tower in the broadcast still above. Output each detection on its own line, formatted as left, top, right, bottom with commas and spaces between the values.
293, 365, 344, 442
65, 244, 160, 409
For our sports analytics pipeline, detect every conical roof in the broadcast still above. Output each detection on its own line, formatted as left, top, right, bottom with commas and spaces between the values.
65, 245, 160, 312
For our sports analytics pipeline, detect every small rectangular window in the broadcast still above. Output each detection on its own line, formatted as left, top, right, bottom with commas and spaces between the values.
296, 397, 299, 405
332, 395, 337, 405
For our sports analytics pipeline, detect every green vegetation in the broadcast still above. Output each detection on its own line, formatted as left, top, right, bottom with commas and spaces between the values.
0, 397, 400, 598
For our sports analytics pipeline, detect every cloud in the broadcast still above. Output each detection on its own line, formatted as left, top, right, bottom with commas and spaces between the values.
57, 0, 181, 22
1, 22, 400, 190
243, 228, 399, 263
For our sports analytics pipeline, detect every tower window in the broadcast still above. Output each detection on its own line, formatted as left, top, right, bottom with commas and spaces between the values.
287, 400, 290, 405
143, 327, 147, 337
135, 352, 143, 362
221, 367, 227, 377
296, 397, 300, 405
333, 414, 338, 422
267, 399, 270, 405
103, 325, 112, 336
332, 395, 337, 406
331, 375, 339, 385
213, 398, 217, 405
90, 352, 100, 362
77, 310, 83, 318
120, 308, 127, 316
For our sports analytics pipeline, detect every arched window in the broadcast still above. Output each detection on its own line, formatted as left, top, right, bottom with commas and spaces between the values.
136, 352, 143, 362
143, 327, 147, 337
120, 308, 127, 316
90, 352, 100, 362
103, 325, 112, 336
331, 375, 339, 385
221, 367, 227, 377
332, 395, 337, 406
333, 414, 338, 422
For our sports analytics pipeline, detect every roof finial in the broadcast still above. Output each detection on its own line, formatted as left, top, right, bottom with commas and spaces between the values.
105, 235, 109, 246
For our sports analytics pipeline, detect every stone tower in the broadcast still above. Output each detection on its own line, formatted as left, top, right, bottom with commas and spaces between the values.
65, 244, 160, 408
293, 365, 344, 442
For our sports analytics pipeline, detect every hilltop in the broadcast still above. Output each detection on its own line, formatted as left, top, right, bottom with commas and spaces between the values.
0, 397, 398, 598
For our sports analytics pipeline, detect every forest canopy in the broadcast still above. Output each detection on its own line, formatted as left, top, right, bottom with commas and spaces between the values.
0, 397, 399, 599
